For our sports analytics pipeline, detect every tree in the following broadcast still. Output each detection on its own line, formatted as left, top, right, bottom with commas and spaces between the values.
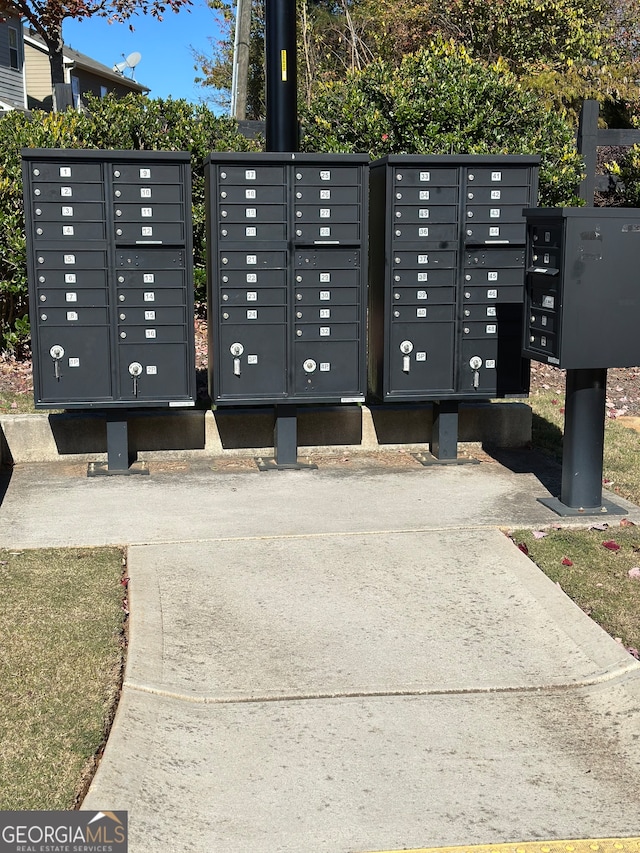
299, 40, 584, 206
0, 0, 192, 95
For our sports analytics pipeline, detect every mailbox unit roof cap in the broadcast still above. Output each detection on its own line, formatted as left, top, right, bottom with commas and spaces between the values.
204, 151, 369, 166
21, 148, 191, 162
372, 153, 540, 166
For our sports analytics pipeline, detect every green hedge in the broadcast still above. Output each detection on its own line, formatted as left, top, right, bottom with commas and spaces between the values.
0, 95, 258, 353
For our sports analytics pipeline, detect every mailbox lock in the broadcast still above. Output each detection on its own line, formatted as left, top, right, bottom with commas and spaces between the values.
296, 311, 303, 319
393, 310, 400, 318
222, 294, 229, 301
39, 276, 46, 283
296, 230, 303, 237
396, 173, 403, 181
129, 362, 143, 377
467, 211, 474, 218
114, 170, 121, 178
50, 345, 64, 360
220, 191, 227, 199
120, 313, 126, 320
531, 315, 536, 323
40, 294, 46, 302
36, 228, 43, 236
395, 211, 402, 218
464, 291, 471, 299
222, 257, 228, 265
296, 330, 303, 337
221, 210, 228, 217
469, 356, 483, 370
296, 192, 302, 199
33, 169, 40, 176
119, 294, 126, 302
37, 257, 44, 264
40, 313, 47, 321
468, 192, 474, 199
465, 275, 471, 281
222, 276, 228, 282
296, 211, 303, 218
296, 173, 302, 180
223, 312, 229, 319
296, 293, 303, 301
303, 359, 317, 373
395, 230, 402, 237
34, 188, 41, 196
399, 340, 413, 354
468, 173, 475, 181
464, 309, 470, 317
116, 229, 123, 236
464, 327, 470, 334
296, 275, 303, 282
118, 275, 125, 283
220, 172, 227, 179
394, 292, 400, 300
115, 190, 121, 198
466, 230, 473, 236
120, 332, 127, 339
221, 230, 228, 237
35, 208, 42, 216
116, 209, 122, 217
229, 343, 244, 357
396, 192, 402, 200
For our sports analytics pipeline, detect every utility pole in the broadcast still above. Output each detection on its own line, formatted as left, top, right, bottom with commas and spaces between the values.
231, 0, 252, 119
265, 0, 298, 151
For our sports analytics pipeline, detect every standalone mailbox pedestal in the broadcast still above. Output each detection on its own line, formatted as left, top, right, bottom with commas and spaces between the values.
22, 149, 196, 474
523, 207, 640, 513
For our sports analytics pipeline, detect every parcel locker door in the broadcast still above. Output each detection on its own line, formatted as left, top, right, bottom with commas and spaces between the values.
36, 326, 112, 403
293, 341, 361, 396
387, 323, 455, 396
118, 344, 191, 401
216, 325, 287, 401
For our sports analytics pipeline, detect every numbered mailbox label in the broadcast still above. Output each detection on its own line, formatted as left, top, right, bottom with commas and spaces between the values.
320, 327, 331, 336
145, 310, 156, 320
62, 206, 74, 217
61, 187, 73, 197
144, 292, 155, 302
320, 291, 331, 301
64, 255, 76, 265
65, 273, 77, 284
59, 167, 72, 178
320, 273, 331, 282
145, 329, 157, 339
141, 188, 152, 198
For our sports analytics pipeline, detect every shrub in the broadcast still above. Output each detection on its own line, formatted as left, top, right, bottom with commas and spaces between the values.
300, 40, 584, 207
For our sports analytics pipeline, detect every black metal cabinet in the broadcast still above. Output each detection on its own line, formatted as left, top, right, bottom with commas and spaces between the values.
523, 207, 640, 369
368, 155, 539, 401
205, 153, 369, 405
22, 150, 196, 409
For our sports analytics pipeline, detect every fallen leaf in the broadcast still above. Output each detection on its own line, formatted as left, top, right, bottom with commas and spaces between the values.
562, 557, 573, 566
532, 531, 547, 539
518, 542, 529, 555
620, 518, 636, 527
590, 523, 609, 531
602, 540, 621, 551
628, 567, 640, 580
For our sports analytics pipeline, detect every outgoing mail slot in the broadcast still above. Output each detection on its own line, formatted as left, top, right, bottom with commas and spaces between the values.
295, 249, 360, 270
465, 248, 525, 267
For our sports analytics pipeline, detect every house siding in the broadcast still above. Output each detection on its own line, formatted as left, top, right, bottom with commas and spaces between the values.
24, 40, 53, 109
0, 18, 26, 107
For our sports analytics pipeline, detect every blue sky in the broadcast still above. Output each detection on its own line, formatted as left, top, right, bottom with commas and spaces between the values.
63, 0, 225, 108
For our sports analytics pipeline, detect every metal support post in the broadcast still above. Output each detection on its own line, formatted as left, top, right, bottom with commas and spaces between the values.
539, 369, 623, 515
256, 405, 317, 471
87, 413, 149, 477
413, 401, 478, 466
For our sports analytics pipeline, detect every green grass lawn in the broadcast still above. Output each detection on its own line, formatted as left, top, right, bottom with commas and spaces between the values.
0, 547, 126, 809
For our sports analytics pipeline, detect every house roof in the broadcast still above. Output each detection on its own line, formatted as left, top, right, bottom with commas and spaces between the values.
23, 28, 150, 94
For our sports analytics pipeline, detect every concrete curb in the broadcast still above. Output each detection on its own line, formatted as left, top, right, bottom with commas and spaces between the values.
0, 402, 531, 464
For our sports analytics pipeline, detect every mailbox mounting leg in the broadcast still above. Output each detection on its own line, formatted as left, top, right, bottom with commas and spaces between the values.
255, 405, 317, 471
539, 368, 623, 516
87, 413, 149, 477
414, 401, 478, 466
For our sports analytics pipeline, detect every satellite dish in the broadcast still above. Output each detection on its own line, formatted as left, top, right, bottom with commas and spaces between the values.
112, 52, 142, 79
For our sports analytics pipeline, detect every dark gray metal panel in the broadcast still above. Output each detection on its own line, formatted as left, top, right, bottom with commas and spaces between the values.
23, 149, 196, 409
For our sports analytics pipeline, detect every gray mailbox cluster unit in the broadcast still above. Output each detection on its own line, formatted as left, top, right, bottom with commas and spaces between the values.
523, 207, 640, 369
368, 155, 539, 401
205, 153, 369, 405
22, 149, 196, 409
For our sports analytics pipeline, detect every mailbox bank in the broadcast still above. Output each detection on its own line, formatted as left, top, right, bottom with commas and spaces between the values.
368, 155, 539, 401
205, 153, 369, 406
22, 149, 196, 409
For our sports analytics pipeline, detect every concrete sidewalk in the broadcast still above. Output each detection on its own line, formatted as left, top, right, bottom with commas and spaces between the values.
1, 450, 639, 852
